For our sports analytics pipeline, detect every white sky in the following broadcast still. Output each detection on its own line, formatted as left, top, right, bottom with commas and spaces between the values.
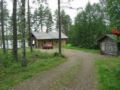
6, 0, 100, 21
48, 0, 99, 20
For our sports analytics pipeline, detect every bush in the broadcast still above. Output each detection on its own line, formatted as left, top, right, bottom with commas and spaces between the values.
66, 44, 72, 48
53, 52, 66, 58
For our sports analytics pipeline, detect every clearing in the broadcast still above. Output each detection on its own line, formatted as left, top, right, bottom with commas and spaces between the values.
13, 49, 102, 90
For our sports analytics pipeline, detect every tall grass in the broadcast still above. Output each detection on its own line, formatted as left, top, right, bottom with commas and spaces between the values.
0, 49, 65, 90
95, 57, 120, 90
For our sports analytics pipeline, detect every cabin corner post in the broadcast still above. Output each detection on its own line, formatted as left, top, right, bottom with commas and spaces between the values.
117, 36, 119, 56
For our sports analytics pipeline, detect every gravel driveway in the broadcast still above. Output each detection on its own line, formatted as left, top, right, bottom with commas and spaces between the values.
13, 49, 101, 90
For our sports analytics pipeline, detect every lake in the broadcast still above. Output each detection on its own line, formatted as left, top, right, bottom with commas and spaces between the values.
0, 40, 28, 49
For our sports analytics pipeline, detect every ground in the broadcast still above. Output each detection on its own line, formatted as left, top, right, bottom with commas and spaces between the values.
13, 49, 102, 90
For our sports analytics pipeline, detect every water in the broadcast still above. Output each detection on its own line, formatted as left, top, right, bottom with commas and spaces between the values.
0, 40, 28, 49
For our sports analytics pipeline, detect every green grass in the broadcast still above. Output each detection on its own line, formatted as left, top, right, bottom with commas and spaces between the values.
65, 45, 99, 54
0, 49, 65, 90
95, 56, 120, 90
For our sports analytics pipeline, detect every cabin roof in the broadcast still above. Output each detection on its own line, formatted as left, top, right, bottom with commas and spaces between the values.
98, 34, 120, 42
32, 31, 68, 40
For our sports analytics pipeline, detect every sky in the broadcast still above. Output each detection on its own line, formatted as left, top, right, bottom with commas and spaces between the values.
48, 0, 100, 20
5, 0, 100, 31
6, 0, 99, 20
6, 0, 100, 21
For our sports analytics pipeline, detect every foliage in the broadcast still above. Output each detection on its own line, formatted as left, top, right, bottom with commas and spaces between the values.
0, 0, 9, 53
69, 3, 109, 49
53, 52, 66, 58
0, 49, 65, 90
106, 0, 120, 29
95, 57, 120, 90
31, 4, 53, 32
45, 8, 53, 32
100, 0, 120, 29
0, 0, 9, 23
54, 9, 72, 35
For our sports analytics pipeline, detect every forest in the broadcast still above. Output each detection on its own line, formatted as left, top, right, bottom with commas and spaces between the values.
0, 0, 120, 89
0, 0, 120, 64
0, 0, 120, 65
69, 0, 120, 48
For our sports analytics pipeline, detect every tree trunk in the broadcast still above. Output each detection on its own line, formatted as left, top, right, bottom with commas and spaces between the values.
12, 0, 18, 60
21, 0, 27, 67
28, 0, 33, 52
6, 24, 9, 49
40, 20, 43, 32
1, 0, 6, 53
58, 0, 62, 55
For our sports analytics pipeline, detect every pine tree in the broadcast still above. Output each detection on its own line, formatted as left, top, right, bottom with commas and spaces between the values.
1, 0, 6, 53
27, 0, 33, 52
21, 0, 27, 66
54, 9, 71, 35
12, 0, 18, 60
45, 8, 53, 32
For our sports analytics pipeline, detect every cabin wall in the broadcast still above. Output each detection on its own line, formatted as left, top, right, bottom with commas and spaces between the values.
52, 39, 67, 47
35, 39, 67, 48
52, 40, 59, 47
61, 39, 67, 46
37, 40, 52, 48
100, 38, 118, 55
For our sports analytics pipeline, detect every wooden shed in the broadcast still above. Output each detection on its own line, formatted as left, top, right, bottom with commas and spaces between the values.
98, 34, 120, 56
31, 31, 68, 48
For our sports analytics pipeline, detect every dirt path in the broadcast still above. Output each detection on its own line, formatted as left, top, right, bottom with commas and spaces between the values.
66, 49, 98, 90
13, 49, 101, 90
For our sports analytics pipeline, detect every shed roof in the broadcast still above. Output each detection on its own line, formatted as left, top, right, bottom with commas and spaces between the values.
98, 34, 120, 42
32, 31, 68, 40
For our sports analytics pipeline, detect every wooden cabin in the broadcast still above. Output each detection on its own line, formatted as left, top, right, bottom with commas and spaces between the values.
98, 34, 120, 56
31, 31, 68, 48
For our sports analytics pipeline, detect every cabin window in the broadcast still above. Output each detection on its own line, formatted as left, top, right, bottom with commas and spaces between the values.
32, 40, 35, 44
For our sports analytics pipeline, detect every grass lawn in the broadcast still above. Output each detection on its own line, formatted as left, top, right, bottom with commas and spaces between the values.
65, 45, 99, 54
0, 49, 65, 90
95, 56, 120, 90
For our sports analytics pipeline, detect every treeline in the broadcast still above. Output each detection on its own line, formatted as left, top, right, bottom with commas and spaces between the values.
68, 0, 120, 49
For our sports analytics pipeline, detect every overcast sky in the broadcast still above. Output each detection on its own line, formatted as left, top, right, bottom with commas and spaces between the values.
48, 0, 99, 20
7, 0, 100, 21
